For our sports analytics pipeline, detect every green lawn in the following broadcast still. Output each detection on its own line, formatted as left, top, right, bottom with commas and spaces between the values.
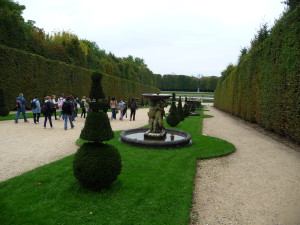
0, 110, 234, 225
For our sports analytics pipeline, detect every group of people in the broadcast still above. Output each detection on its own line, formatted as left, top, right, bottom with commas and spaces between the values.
14, 93, 140, 130
110, 97, 138, 121
15, 93, 90, 130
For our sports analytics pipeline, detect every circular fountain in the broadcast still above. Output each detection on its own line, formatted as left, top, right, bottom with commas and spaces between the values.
120, 94, 192, 148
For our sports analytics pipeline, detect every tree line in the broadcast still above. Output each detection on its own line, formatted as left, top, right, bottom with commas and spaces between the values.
0, 0, 157, 88
154, 74, 218, 92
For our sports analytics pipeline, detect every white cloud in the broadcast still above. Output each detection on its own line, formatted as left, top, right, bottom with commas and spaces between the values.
18, 0, 285, 76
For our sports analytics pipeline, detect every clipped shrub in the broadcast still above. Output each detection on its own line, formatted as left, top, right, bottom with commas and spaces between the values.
74, 71, 121, 191
183, 97, 190, 117
166, 93, 180, 127
73, 143, 122, 190
79, 111, 114, 142
177, 96, 184, 121
0, 89, 10, 116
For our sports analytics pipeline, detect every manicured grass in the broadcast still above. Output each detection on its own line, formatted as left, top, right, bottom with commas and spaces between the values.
0, 110, 234, 225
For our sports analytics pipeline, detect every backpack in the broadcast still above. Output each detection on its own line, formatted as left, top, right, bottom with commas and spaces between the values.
30, 100, 37, 109
16, 99, 22, 108
41, 104, 48, 114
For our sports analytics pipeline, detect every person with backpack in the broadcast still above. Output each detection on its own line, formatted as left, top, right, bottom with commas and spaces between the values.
129, 98, 138, 121
31, 96, 41, 124
62, 96, 75, 130
42, 96, 53, 129
15, 93, 29, 123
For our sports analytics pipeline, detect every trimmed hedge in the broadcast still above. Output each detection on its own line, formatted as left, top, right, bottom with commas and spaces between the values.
0, 44, 159, 109
214, 7, 300, 143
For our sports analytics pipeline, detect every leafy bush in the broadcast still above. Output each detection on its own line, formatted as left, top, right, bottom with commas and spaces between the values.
73, 143, 122, 191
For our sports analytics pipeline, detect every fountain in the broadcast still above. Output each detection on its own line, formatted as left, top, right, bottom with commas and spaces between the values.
120, 94, 192, 148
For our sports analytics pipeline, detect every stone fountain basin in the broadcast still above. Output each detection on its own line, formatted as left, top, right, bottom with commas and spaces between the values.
119, 128, 192, 149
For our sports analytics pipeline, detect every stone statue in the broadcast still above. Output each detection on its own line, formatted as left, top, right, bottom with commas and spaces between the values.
147, 100, 168, 134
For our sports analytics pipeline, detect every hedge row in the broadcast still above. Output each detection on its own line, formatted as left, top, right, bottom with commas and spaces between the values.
0, 44, 159, 110
214, 7, 300, 143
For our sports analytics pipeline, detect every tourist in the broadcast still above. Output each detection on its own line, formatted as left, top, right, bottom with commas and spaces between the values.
81, 96, 86, 118
57, 95, 65, 119
51, 95, 58, 120
62, 96, 75, 130
15, 93, 29, 123
31, 96, 41, 124
85, 98, 90, 113
117, 99, 126, 121
129, 98, 138, 121
110, 97, 117, 120
42, 96, 53, 128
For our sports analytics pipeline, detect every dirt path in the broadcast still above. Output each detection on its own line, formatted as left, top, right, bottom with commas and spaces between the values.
0, 108, 150, 182
191, 104, 300, 225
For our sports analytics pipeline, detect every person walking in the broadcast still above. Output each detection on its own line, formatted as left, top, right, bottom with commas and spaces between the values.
110, 97, 117, 120
62, 96, 75, 130
51, 95, 58, 120
129, 98, 138, 121
31, 96, 41, 124
57, 95, 65, 119
81, 96, 86, 118
85, 98, 90, 113
117, 99, 126, 121
15, 93, 29, 123
42, 96, 53, 128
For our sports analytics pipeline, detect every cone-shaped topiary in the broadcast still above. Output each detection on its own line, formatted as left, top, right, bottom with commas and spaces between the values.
74, 70, 121, 191
89, 71, 105, 101
0, 89, 10, 116
73, 142, 122, 191
166, 93, 180, 127
183, 97, 190, 117
79, 111, 114, 142
177, 96, 184, 121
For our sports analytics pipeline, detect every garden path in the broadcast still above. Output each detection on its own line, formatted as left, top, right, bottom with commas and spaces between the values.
0, 108, 150, 182
191, 104, 300, 225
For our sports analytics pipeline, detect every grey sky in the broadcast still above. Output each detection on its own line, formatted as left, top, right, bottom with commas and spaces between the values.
18, 0, 285, 76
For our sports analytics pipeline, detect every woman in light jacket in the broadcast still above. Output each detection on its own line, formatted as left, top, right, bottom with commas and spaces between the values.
31, 96, 41, 124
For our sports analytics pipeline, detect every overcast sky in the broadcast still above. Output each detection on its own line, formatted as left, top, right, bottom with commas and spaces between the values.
18, 0, 285, 77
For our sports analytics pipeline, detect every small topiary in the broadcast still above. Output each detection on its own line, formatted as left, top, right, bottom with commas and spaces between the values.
183, 97, 190, 117
177, 96, 184, 121
166, 93, 180, 127
74, 70, 121, 191
73, 143, 121, 191
0, 89, 10, 116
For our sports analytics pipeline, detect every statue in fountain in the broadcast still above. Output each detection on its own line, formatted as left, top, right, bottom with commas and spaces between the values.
147, 99, 167, 133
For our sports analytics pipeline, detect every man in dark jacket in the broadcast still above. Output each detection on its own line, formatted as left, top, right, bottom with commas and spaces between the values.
62, 96, 75, 130
15, 93, 29, 123
129, 98, 138, 121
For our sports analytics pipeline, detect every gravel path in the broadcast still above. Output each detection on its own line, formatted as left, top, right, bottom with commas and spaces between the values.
0, 108, 150, 182
191, 104, 300, 225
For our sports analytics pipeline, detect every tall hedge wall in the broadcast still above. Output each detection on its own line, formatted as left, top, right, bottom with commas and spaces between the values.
214, 7, 300, 143
0, 44, 159, 109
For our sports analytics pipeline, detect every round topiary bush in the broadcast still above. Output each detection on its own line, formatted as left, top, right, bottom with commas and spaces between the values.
73, 142, 122, 191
